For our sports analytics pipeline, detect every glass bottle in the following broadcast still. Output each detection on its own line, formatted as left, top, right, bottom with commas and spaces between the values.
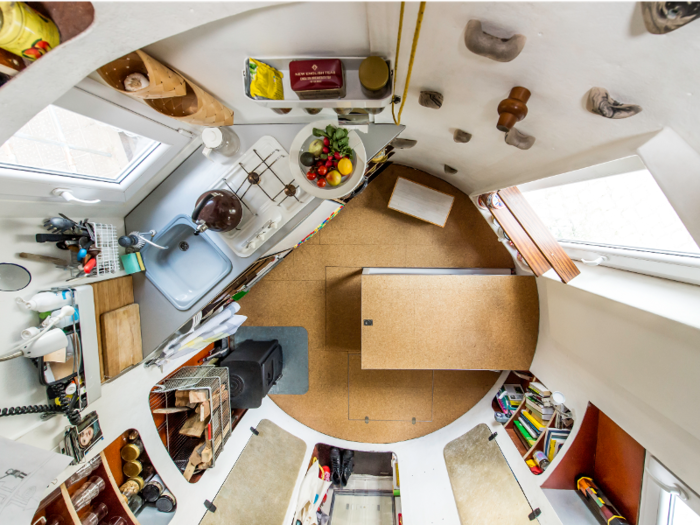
66, 456, 102, 487
79, 502, 107, 525
202, 128, 240, 164
71, 476, 106, 511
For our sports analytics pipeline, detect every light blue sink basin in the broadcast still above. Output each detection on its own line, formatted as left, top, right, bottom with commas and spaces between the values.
141, 215, 232, 311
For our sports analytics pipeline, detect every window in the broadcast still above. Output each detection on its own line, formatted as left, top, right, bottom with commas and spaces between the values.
521, 168, 699, 256
0, 79, 191, 204
0, 105, 159, 182
517, 156, 700, 285
639, 456, 700, 525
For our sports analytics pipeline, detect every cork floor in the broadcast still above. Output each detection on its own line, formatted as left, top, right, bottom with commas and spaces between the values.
238, 165, 516, 444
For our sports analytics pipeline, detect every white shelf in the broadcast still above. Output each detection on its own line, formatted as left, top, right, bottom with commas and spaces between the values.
242, 57, 392, 109
542, 489, 599, 525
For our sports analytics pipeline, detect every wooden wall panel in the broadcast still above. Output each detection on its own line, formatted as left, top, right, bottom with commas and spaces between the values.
594, 412, 646, 525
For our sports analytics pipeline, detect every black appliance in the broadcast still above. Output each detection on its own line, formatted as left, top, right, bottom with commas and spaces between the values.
220, 339, 283, 408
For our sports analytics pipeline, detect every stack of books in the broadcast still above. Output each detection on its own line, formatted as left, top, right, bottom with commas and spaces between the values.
495, 384, 525, 417
525, 382, 554, 423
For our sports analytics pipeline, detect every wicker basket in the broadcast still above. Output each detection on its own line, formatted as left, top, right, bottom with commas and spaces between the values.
145, 78, 234, 127
97, 50, 186, 99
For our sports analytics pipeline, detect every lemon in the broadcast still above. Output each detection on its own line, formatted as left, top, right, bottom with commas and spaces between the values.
338, 157, 353, 176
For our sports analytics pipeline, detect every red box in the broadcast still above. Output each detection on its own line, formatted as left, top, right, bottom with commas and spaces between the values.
289, 59, 346, 100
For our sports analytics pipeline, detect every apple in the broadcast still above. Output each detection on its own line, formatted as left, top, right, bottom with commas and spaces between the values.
326, 170, 342, 186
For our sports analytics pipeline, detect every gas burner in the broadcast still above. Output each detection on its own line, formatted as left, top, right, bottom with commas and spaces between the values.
283, 184, 297, 197
247, 172, 261, 185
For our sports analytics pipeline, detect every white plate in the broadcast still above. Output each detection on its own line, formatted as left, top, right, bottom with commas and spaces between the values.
289, 119, 367, 199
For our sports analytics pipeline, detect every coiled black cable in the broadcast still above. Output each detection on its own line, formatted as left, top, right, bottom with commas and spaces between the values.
0, 404, 62, 417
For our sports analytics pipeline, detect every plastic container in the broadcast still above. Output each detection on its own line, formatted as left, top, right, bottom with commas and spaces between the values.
202, 128, 240, 164
16, 291, 72, 312
0, 2, 60, 60
79, 502, 107, 525
71, 476, 105, 511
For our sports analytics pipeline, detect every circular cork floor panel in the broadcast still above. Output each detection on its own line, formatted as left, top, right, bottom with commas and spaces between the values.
238, 165, 523, 443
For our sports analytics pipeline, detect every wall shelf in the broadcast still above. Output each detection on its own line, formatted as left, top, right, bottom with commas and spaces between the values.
542, 403, 646, 525
242, 57, 392, 109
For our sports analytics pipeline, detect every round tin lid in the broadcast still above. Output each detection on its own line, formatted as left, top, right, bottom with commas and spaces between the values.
120, 443, 141, 462
359, 57, 389, 91
122, 460, 142, 479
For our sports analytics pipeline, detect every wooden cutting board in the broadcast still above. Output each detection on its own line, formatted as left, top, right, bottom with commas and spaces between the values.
101, 303, 142, 378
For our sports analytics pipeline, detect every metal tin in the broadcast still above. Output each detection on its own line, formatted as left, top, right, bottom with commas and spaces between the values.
0, 2, 60, 61
122, 459, 142, 479
127, 475, 144, 490
119, 479, 140, 499
359, 57, 390, 99
290, 59, 346, 100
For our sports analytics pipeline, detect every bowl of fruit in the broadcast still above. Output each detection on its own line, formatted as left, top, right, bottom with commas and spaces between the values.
290, 121, 367, 199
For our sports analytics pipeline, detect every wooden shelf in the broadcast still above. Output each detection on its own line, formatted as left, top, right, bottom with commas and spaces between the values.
542, 403, 645, 525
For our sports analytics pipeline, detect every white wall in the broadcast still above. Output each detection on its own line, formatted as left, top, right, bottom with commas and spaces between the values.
0, 217, 124, 440
531, 273, 700, 494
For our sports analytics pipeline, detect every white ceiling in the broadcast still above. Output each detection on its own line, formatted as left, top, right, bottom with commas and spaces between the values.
143, 2, 700, 198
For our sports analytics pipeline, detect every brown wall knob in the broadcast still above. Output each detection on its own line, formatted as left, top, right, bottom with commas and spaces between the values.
497, 87, 531, 132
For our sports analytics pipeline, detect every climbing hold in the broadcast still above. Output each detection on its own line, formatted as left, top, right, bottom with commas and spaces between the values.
390, 138, 418, 149
642, 2, 700, 34
444, 165, 458, 175
418, 91, 444, 109
586, 87, 642, 119
505, 128, 536, 150
453, 129, 472, 143
497, 87, 531, 132
464, 20, 526, 62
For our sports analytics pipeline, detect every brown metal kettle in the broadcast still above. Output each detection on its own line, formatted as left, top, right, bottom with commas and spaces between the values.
191, 189, 243, 235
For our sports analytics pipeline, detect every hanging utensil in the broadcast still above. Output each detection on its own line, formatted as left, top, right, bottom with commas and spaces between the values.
43, 217, 78, 234
18, 252, 69, 266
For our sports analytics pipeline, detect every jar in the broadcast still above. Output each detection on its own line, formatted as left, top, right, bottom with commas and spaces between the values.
155, 489, 177, 513
359, 57, 390, 99
119, 479, 140, 500
127, 494, 143, 514
141, 463, 155, 481
303, 108, 322, 115
142, 477, 164, 503
66, 456, 102, 486
0, 2, 60, 61
126, 429, 139, 441
201, 127, 240, 164
122, 459, 142, 478
71, 476, 105, 511
79, 502, 107, 525
120, 440, 143, 462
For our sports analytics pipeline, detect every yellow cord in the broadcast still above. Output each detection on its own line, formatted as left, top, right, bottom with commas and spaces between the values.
393, 2, 427, 126
391, 2, 405, 125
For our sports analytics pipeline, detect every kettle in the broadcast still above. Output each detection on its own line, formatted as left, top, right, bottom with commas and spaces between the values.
191, 190, 243, 236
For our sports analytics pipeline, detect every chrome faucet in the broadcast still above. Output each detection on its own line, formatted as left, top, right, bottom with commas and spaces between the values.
118, 230, 168, 250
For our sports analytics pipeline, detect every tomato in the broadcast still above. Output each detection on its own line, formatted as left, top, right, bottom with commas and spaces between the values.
323, 137, 330, 146
317, 165, 328, 176
316, 177, 327, 188
306, 170, 317, 180
334, 152, 341, 160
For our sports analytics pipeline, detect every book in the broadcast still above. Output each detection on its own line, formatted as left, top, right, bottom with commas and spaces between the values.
518, 416, 539, 440
504, 384, 525, 406
544, 428, 570, 458
521, 410, 546, 431
528, 381, 551, 397
526, 397, 554, 417
513, 421, 536, 448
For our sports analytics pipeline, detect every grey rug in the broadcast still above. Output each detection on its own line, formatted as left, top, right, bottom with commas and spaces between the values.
201, 419, 306, 525
234, 326, 309, 395
443, 424, 538, 524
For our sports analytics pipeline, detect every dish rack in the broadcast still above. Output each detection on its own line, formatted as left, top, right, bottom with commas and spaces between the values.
151, 366, 231, 472
69, 222, 121, 278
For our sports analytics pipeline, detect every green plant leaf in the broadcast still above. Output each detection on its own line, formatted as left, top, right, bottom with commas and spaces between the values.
320, 153, 327, 160
326, 125, 335, 136
313, 128, 326, 138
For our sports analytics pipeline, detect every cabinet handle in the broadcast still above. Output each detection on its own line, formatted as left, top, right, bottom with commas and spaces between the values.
51, 188, 101, 204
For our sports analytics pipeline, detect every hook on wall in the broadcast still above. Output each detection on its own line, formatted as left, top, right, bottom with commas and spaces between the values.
464, 20, 526, 62
586, 87, 642, 119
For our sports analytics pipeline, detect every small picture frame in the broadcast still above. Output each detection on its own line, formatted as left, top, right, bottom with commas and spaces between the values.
64, 411, 103, 463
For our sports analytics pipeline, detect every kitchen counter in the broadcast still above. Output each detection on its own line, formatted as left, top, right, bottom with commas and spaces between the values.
126, 123, 404, 355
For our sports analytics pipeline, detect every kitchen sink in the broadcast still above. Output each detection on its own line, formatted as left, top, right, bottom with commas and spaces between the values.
141, 215, 232, 311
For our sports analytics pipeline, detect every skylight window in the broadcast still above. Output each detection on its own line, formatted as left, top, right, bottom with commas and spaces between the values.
0, 105, 159, 183
521, 168, 700, 256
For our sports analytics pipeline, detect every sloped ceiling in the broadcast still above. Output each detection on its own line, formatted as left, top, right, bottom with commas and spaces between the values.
144, 2, 700, 198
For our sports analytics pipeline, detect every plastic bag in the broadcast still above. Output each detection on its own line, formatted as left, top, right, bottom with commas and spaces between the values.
247, 59, 284, 100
